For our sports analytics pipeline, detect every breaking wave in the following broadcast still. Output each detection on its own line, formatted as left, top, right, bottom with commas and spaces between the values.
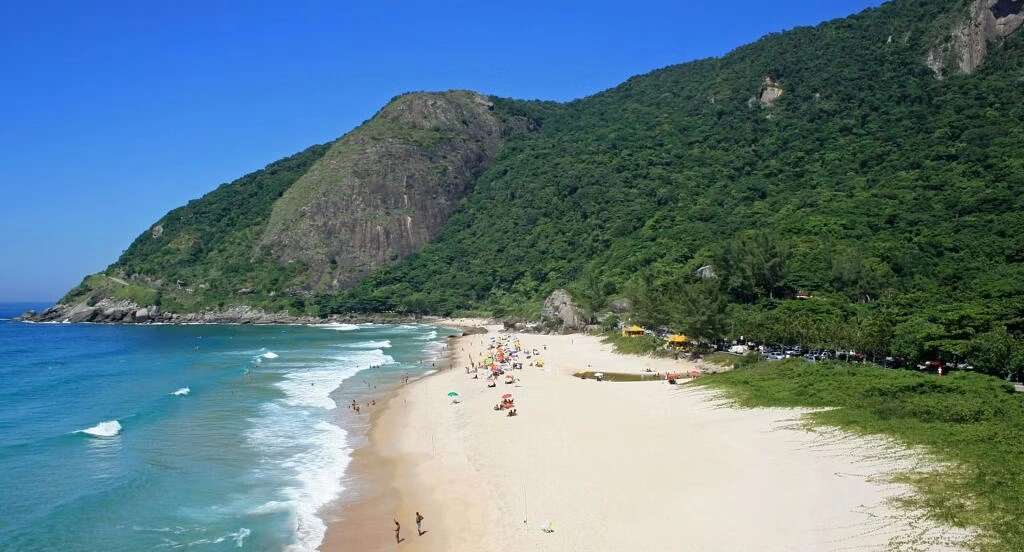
75, 420, 122, 437
319, 323, 359, 331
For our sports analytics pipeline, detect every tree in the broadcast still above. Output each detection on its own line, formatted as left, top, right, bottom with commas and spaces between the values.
891, 317, 945, 363
968, 327, 1024, 377
629, 269, 673, 329
717, 231, 790, 302
673, 279, 728, 343
572, 269, 609, 324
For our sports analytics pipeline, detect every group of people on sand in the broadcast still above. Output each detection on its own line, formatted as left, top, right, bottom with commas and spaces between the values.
494, 396, 516, 412
349, 399, 376, 414
470, 333, 532, 419
393, 512, 425, 543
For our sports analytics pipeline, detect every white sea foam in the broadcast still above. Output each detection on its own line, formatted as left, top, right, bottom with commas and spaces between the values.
248, 413, 352, 552
261, 352, 279, 359
76, 420, 122, 437
246, 347, 390, 551
231, 528, 251, 547
341, 339, 391, 349
416, 330, 439, 340
171, 387, 190, 396
319, 323, 359, 331
283, 421, 351, 551
215, 347, 278, 357
179, 527, 251, 548
247, 500, 291, 515
276, 350, 392, 410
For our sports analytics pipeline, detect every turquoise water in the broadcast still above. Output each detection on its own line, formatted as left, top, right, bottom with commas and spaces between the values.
0, 304, 450, 551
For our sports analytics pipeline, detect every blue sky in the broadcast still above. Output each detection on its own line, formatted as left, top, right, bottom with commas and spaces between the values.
0, 0, 885, 302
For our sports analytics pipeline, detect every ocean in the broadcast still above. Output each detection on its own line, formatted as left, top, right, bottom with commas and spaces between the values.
0, 303, 451, 551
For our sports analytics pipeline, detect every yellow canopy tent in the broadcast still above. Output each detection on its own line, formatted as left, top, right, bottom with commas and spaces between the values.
622, 325, 645, 337
666, 334, 688, 348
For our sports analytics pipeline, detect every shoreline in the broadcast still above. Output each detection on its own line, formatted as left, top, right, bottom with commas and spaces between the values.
320, 329, 970, 551
319, 320, 479, 551
16, 298, 498, 327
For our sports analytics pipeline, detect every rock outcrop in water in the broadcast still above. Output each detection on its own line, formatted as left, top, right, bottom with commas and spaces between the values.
18, 299, 420, 325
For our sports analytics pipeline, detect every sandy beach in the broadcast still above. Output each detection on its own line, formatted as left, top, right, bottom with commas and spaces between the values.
322, 326, 969, 551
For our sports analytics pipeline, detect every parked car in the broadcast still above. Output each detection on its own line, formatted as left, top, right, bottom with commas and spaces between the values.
802, 350, 830, 361
728, 344, 748, 355
835, 350, 863, 362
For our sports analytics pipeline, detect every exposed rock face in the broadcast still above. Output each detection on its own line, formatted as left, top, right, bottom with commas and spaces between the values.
540, 289, 586, 333
610, 298, 633, 313
758, 76, 784, 107
259, 90, 534, 291
927, 0, 1024, 76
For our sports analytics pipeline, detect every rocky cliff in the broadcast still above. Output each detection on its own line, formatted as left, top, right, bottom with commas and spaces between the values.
927, 0, 1024, 75
259, 90, 533, 290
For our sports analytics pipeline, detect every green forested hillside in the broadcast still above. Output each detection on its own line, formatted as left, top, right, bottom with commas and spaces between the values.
326, 0, 1024, 372
68, 91, 530, 314
59, 0, 1024, 374
63, 144, 330, 313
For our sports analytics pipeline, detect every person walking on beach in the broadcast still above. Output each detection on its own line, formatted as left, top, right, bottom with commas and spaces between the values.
394, 519, 401, 543
416, 511, 424, 535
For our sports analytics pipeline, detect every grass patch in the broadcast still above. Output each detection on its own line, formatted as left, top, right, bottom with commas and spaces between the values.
694, 359, 1024, 552
600, 331, 671, 356
703, 352, 738, 367
573, 371, 664, 382
64, 274, 159, 307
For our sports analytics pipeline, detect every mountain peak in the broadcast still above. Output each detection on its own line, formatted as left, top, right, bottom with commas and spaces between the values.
258, 89, 534, 291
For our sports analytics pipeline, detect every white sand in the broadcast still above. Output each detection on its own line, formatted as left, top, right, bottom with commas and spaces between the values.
357, 328, 970, 551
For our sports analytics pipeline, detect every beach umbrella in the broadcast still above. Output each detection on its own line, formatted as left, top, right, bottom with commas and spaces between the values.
502, 393, 512, 399
447, 391, 459, 397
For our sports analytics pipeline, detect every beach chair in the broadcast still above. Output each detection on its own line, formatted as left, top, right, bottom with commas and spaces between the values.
539, 520, 554, 533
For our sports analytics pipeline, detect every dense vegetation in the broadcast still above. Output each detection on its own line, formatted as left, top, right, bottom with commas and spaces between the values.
63, 0, 1024, 374
695, 360, 1024, 551
322, 0, 1024, 376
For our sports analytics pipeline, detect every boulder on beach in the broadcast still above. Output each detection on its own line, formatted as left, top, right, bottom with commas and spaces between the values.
540, 289, 586, 333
